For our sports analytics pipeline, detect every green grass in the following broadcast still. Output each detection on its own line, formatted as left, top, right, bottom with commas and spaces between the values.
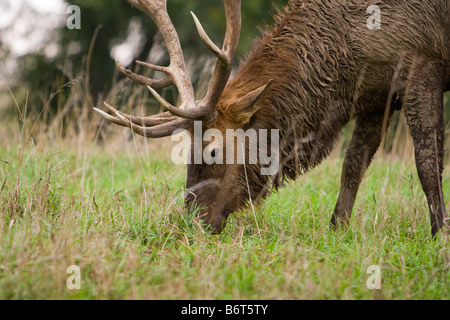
0, 130, 448, 300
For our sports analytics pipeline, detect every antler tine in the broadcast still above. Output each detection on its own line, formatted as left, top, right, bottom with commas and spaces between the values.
95, 107, 192, 138
94, 107, 128, 128
191, 12, 230, 67
195, 0, 241, 108
114, 111, 193, 138
103, 102, 176, 127
115, 58, 174, 90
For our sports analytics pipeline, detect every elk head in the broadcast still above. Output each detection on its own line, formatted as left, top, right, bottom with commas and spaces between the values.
95, 0, 275, 233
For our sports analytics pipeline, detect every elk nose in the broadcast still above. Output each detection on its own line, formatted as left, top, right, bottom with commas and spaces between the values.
208, 215, 227, 234
199, 208, 227, 234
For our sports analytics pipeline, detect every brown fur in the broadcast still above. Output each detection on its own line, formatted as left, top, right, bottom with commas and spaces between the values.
186, 0, 450, 235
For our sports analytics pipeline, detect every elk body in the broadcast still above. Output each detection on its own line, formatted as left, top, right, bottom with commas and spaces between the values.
96, 0, 450, 236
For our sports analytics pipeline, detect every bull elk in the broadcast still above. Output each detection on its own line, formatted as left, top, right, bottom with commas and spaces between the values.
95, 0, 450, 236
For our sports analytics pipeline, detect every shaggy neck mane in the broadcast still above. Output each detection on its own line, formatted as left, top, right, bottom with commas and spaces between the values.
220, 1, 356, 203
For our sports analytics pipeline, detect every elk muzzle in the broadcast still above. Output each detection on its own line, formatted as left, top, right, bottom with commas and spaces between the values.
185, 181, 233, 234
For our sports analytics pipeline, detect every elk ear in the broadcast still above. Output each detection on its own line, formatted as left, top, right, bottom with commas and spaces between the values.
230, 80, 273, 124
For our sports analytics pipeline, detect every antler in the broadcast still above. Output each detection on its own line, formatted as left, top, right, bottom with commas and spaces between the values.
95, 0, 241, 138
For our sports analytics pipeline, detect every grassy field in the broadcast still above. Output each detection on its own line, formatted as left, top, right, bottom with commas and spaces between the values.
0, 109, 449, 300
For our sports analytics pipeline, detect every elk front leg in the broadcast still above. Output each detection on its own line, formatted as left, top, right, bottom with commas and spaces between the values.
330, 110, 392, 229
403, 61, 447, 237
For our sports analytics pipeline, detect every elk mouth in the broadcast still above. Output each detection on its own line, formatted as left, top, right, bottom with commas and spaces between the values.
197, 205, 236, 234
185, 199, 232, 234
185, 183, 235, 234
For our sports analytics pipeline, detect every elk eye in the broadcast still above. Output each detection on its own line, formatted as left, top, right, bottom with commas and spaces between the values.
203, 145, 221, 165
